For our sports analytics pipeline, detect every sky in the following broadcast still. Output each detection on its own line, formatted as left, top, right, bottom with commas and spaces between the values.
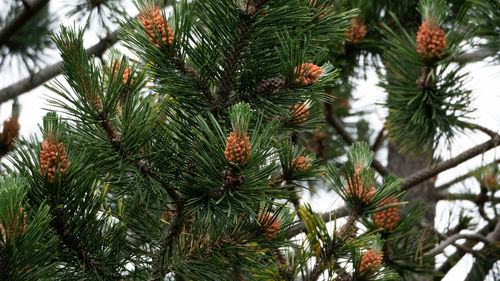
0, 1, 499, 280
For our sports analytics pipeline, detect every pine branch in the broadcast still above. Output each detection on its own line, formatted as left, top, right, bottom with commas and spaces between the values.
305, 211, 359, 281
48, 195, 123, 279
370, 126, 386, 153
400, 135, 500, 191
426, 233, 490, 256
0, 0, 50, 46
418, 222, 480, 257
436, 192, 500, 204
288, 206, 350, 238
436, 158, 500, 191
465, 122, 499, 138
0, 31, 118, 105
454, 47, 498, 63
325, 103, 390, 176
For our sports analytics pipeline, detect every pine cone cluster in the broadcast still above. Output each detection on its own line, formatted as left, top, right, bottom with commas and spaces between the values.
347, 170, 375, 203
256, 76, 285, 96
359, 249, 382, 278
0, 117, 20, 152
112, 60, 131, 84
346, 18, 367, 44
295, 63, 322, 86
258, 213, 280, 239
374, 197, 399, 231
224, 132, 251, 165
292, 156, 308, 171
481, 173, 497, 188
139, 6, 174, 48
290, 103, 309, 124
0, 207, 27, 242
416, 21, 446, 59
39, 140, 69, 183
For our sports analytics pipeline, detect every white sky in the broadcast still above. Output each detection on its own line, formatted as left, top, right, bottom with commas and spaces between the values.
0, 1, 499, 280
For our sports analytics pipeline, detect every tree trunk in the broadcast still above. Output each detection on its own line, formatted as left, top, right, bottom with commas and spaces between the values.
388, 141, 437, 281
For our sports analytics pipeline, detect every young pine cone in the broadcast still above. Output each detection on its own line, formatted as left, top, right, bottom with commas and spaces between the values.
347, 170, 375, 203
295, 63, 322, 86
224, 132, 251, 165
292, 156, 308, 171
416, 21, 446, 59
112, 60, 131, 84
0, 117, 20, 151
139, 6, 174, 47
0, 207, 27, 242
258, 213, 280, 239
374, 197, 399, 231
290, 103, 309, 124
256, 76, 286, 96
346, 18, 367, 44
39, 140, 69, 183
359, 249, 382, 278
221, 169, 245, 190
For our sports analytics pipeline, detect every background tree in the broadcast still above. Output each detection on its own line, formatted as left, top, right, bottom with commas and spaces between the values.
0, 0, 499, 280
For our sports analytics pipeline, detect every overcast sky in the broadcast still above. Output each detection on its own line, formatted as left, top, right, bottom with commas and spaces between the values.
0, 1, 499, 280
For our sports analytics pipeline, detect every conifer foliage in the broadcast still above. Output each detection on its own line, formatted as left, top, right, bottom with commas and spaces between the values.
0, 0, 500, 280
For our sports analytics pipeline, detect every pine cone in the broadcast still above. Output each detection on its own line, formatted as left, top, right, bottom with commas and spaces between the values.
39, 140, 69, 183
256, 76, 285, 96
269, 175, 284, 188
481, 173, 497, 188
374, 197, 399, 231
0, 207, 27, 242
292, 156, 308, 171
224, 132, 251, 165
305, 131, 327, 157
222, 169, 245, 190
347, 170, 375, 203
0, 117, 20, 151
359, 249, 382, 278
416, 21, 446, 59
112, 60, 131, 84
346, 18, 367, 44
290, 103, 309, 124
258, 213, 280, 239
294, 63, 322, 86
139, 6, 174, 48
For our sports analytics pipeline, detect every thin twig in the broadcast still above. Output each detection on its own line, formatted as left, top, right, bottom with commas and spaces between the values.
325, 103, 389, 176
400, 136, 500, 191
288, 206, 350, 238
436, 159, 500, 191
0, 31, 118, 105
465, 122, 499, 138
0, 0, 50, 46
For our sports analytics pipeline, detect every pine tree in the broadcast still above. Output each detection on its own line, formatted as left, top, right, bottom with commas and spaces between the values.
0, 0, 499, 280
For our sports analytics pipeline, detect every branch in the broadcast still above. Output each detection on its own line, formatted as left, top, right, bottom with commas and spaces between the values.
0, 0, 50, 46
370, 126, 386, 153
454, 47, 498, 63
0, 31, 118, 105
325, 103, 390, 176
465, 122, 499, 139
436, 192, 500, 204
426, 233, 490, 256
436, 159, 500, 191
400, 136, 500, 191
288, 206, 349, 238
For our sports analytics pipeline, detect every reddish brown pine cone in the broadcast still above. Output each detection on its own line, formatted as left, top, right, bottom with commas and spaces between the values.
416, 21, 446, 59
346, 18, 367, 44
112, 60, 131, 84
0, 117, 20, 151
224, 132, 251, 165
39, 140, 69, 183
258, 213, 280, 239
139, 6, 174, 48
269, 175, 284, 188
359, 249, 382, 278
295, 63, 322, 86
481, 173, 498, 188
0, 207, 27, 241
290, 103, 309, 124
292, 156, 308, 171
374, 197, 399, 231
347, 170, 375, 203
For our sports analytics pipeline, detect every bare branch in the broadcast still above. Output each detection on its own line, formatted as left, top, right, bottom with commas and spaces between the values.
325, 103, 390, 176
0, 0, 50, 46
454, 47, 498, 63
400, 136, 500, 191
436, 159, 500, 191
0, 31, 118, 104
418, 222, 480, 257
426, 233, 490, 256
